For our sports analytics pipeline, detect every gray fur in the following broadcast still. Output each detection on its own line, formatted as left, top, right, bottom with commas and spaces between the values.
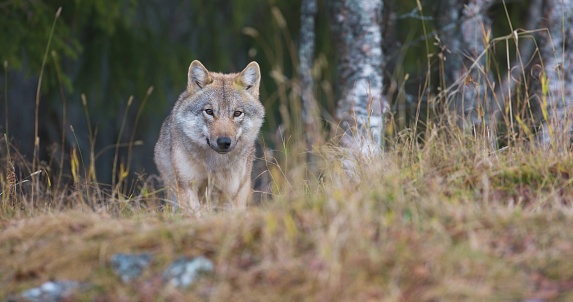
154, 60, 264, 212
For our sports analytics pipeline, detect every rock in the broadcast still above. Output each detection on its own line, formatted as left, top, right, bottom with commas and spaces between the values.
18, 280, 82, 302
111, 253, 153, 283
163, 256, 214, 288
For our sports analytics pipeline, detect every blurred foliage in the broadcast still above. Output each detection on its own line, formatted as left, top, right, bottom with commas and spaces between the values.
1, 0, 302, 116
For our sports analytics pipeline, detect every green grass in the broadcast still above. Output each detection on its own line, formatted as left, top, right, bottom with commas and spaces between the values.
2, 129, 573, 301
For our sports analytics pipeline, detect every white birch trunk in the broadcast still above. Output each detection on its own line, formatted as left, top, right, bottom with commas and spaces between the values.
329, 0, 386, 158
299, 0, 320, 160
538, 0, 573, 148
438, 0, 494, 132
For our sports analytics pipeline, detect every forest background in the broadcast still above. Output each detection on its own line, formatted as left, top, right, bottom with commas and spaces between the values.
2, 0, 566, 182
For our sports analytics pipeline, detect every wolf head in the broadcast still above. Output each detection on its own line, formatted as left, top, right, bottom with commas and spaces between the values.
174, 60, 265, 155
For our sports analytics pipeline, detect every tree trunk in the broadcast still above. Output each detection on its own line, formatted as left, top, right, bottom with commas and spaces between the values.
491, 0, 544, 135
436, 0, 494, 135
328, 0, 386, 157
299, 0, 320, 162
538, 0, 573, 148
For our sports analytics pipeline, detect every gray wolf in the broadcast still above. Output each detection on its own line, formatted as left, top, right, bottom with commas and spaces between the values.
154, 60, 264, 211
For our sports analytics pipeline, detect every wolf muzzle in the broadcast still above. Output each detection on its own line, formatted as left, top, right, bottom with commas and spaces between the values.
207, 136, 235, 154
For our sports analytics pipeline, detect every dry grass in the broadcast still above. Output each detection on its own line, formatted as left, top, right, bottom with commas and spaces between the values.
2, 128, 573, 301
2, 3, 573, 301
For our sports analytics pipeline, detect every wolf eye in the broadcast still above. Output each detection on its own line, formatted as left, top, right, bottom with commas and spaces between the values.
204, 109, 214, 116
233, 111, 243, 117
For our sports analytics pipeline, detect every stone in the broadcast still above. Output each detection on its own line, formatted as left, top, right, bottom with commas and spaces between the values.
18, 280, 82, 302
110, 252, 153, 283
163, 256, 214, 288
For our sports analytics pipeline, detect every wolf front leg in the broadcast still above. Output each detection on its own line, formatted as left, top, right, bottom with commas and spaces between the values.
233, 177, 252, 209
171, 148, 203, 212
175, 180, 201, 212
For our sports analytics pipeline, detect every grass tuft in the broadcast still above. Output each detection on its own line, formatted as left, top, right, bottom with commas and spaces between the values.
2, 127, 573, 300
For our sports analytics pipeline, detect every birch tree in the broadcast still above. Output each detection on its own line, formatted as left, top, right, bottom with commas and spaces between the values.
436, 0, 494, 133
299, 0, 320, 162
328, 0, 386, 157
538, 0, 573, 148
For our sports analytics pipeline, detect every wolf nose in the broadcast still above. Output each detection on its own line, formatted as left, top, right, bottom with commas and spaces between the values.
217, 137, 232, 149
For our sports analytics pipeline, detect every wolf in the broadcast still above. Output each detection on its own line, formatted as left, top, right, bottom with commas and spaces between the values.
154, 60, 265, 211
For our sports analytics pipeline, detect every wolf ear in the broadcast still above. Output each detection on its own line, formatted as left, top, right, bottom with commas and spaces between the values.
188, 60, 212, 93
236, 61, 260, 96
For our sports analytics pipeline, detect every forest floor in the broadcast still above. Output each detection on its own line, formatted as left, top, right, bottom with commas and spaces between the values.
2, 132, 573, 301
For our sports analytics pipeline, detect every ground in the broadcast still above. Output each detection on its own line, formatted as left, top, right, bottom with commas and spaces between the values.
2, 132, 573, 301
